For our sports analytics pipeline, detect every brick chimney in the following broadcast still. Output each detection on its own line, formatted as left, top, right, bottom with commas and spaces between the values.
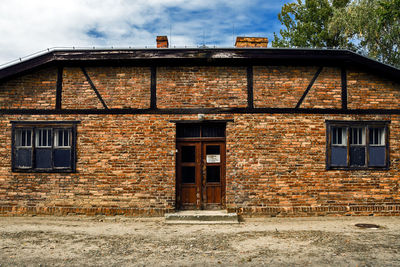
156, 36, 169, 48
235, 37, 268, 48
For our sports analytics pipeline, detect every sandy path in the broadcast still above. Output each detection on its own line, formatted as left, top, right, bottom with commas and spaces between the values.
0, 216, 399, 266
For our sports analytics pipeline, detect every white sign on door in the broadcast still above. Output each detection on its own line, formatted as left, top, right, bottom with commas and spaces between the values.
206, 154, 220, 163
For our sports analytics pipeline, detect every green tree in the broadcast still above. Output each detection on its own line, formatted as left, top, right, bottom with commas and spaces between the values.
330, 0, 400, 67
273, 0, 400, 68
272, 0, 351, 48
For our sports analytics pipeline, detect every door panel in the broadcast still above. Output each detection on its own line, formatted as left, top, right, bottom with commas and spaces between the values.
177, 142, 201, 209
203, 142, 225, 208
206, 186, 221, 204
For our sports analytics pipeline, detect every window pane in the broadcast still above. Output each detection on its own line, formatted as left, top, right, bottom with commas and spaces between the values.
332, 127, 346, 145
36, 129, 52, 147
16, 148, 32, 168
16, 129, 32, 147
64, 130, 70, 146
206, 145, 220, 155
54, 149, 71, 168
350, 146, 366, 166
202, 124, 225, 137
36, 149, 52, 169
331, 146, 347, 166
181, 146, 196, 163
55, 129, 71, 148
26, 130, 31, 146
177, 125, 200, 138
350, 128, 365, 145
369, 147, 386, 166
182, 166, 196, 184
369, 128, 385, 145
206, 166, 220, 183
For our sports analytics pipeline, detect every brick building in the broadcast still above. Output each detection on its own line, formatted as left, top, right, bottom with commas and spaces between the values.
0, 36, 399, 216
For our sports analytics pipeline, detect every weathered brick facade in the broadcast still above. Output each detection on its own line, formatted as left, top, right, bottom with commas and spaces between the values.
157, 66, 247, 108
0, 47, 399, 216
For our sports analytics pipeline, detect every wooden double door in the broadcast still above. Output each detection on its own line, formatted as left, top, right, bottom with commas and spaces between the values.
176, 141, 226, 210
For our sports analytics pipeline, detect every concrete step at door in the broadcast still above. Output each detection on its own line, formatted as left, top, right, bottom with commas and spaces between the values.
165, 210, 239, 224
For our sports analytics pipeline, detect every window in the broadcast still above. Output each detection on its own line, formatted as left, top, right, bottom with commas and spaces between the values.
327, 121, 389, 169
12, 122, 77, 172
176, 123, 225, 138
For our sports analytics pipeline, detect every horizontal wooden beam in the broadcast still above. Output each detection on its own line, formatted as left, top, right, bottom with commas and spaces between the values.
170, 119, 234, 123
10, 120, 81, 125
2, 107, 400, 115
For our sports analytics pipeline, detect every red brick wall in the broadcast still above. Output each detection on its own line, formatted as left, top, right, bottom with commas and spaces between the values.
254, 66, 317, 108
254, 66, 342, 109
348, 68, 400, 109
0, 114, 177, 215
0, 64, 400, 216
0, 67, 56, 109
62, 67, 150, 109
302, 67, 342, 109
226, 113, 400, 216
157, 66, 247, 108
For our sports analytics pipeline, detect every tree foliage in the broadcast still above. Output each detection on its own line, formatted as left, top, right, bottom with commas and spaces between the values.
330, 0, 400, 67
272, 0, 351, 48
273, 0, 400, 68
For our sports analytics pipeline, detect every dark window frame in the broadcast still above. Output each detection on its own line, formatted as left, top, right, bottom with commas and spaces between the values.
11, 121, 78, 173
176, 122, 226, 141
326, 120, 390, 170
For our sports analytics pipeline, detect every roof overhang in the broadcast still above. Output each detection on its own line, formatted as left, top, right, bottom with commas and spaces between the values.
0, 48, 399, 83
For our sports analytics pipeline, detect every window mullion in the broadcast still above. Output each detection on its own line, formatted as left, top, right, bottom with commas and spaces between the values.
51, 129, 54, 170
366, 126, 370, 167
346, 126, 350, 167
32, 127, 36, 170
385, 125, 389, 167
327, 124, 331, 169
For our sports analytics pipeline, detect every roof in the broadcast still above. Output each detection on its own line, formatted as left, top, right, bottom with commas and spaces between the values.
0, 48, 399, 83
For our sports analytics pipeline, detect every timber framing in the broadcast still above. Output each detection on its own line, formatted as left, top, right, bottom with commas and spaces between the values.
3, 107, 400, 115
55, 66, 63, 110
80, 67, 109, 109
295, 66, 323, 109
150, 66, 157, 109
1, 48, 400, 83
341, 67, 348, 109
247, 66, 253, 109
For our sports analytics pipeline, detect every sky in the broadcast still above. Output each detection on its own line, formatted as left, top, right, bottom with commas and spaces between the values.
0, 0, 293, 66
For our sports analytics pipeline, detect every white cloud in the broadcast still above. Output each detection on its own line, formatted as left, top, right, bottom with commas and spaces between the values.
0, 0, 289, 65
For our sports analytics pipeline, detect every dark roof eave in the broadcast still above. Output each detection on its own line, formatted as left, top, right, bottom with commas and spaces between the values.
0, 48, 399, 83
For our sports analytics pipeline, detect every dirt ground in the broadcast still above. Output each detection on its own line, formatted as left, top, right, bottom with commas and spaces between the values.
0, 216, 399, 266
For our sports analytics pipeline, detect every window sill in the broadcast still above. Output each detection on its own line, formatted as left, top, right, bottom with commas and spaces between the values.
12, 168, 76, 173
327, 166, 389, 171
